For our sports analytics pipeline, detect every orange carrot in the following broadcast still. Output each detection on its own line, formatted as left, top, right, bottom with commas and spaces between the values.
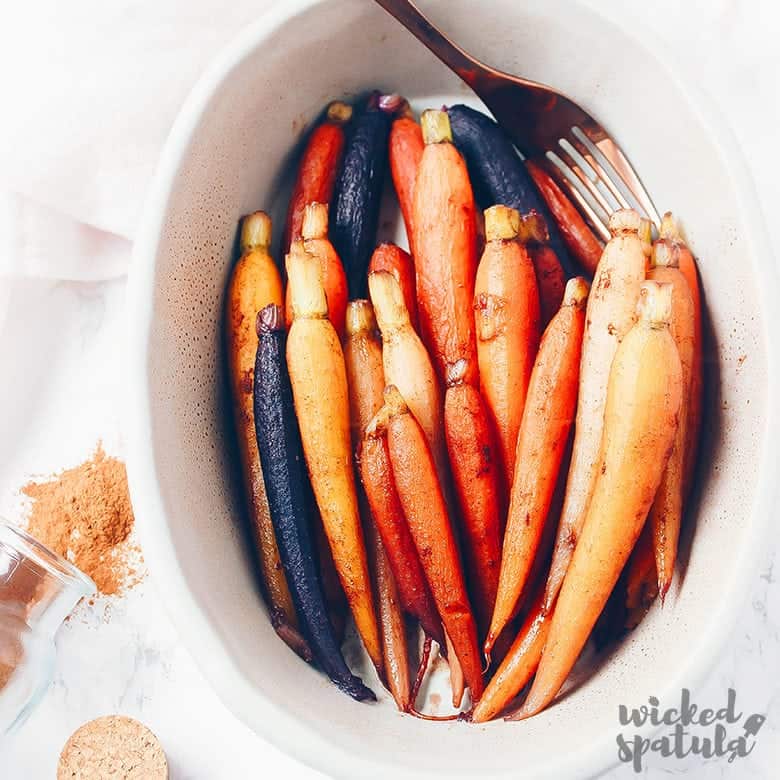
486, 278, 588, 656
369, 520, 411, 711
519, 211, 567, 328
545, 209, 649, 612
624, 522, 659, 630
375, 385, 484, 701
389, 104, 424, 249
444, 360, 503, 637
520, 281, 683, 718
284, 203, 348, 338
658, 212, 702, 494
225, 212, 307, 658
368, 243, 419, 332
286, 248, 383, 676
526, 160, 603, 275
648, 239, 696, 600
472, 586, 550, 723
412, 109, 479, 387
283, 101, 352, 252
474, 205, 541, 488
359, 431, 445, 647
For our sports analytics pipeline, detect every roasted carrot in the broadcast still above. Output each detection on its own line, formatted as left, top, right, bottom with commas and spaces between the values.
368, 243, 419, 332
658, 212, 702, 494
474, 205, 540, 488
374, 385, 484, 701
284, 203, 348, 338
368, 270, 448, 490
388, 102, 424, 249
285, 248, 383, 676
544, 209, 649, 612
518, 211, 567, 328
444, 359, 502, 637
283, 101, 352, 252
486, 278, 588, 656
519, 281, 683, 718
472, 586, 550, 723
412, 109, 479, 387
648, 240, 696, 600
369, 519, 410, 711
253, 304, 372, 700
343, 299, 410, 702
624, 522, 659, 630
526, 160, 603, 275
359, 430, 445, 646
225, 212, 306, 657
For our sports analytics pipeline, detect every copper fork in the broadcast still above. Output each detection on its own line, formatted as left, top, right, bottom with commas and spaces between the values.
374, 0, 660, 238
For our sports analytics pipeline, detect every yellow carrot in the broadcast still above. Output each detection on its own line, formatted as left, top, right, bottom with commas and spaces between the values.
286, 248, 383, 676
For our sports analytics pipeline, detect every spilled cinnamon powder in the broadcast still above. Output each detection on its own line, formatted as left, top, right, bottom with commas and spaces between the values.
22, 445, 140, 596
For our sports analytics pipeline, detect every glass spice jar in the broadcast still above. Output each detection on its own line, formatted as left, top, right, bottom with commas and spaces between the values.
0, 521, 95, 737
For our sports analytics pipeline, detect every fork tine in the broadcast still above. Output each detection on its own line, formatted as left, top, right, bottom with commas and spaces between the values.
568, 131, 631, 213
573, 127, 661, 227
556, 143, 615, 217
543, 154, 611, 242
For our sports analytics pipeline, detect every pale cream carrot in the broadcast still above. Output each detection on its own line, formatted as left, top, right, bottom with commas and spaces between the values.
544, 209, 649, 612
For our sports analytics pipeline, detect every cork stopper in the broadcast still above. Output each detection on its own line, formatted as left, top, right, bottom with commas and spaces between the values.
240, 211, 272, 253
326, 100, 353, 125
345, 299, 377, 337
516, 210, 550, 245
650, 240, 680, 270
563, 276, 590, 309
484, 205, 520, 241
286, 245, 328, 320
608, 208, 641, 236
57, 716, 168, 780
368, 271, 411, 333
421, 109, 452, 145
637, 281, 673, 328
301, 202, 328, 241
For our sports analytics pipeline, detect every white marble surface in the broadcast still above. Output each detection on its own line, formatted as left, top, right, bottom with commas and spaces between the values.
1, 1, 779, 777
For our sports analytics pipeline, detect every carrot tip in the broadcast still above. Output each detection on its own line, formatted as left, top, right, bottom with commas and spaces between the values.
326, 100, 353, 125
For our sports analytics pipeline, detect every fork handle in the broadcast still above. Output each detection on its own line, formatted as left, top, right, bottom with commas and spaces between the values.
373, 0, 481, 88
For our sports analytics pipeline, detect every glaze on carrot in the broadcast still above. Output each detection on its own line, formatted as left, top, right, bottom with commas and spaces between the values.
374, 386, 484, 701
283, 101, 352, 252
474, 205, 541, 488
486, 278, 588, 657
225, 212, 305, 658
412, 109, 479, 387
526, 160, 603, 275
444, 359, 503, 637
286, 248, 383, 676
519, 281, 682, 718
545, 209, 649, 613
369, 243, 419, 332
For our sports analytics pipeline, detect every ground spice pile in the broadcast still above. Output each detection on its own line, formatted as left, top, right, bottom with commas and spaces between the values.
22, 445, 139, 596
